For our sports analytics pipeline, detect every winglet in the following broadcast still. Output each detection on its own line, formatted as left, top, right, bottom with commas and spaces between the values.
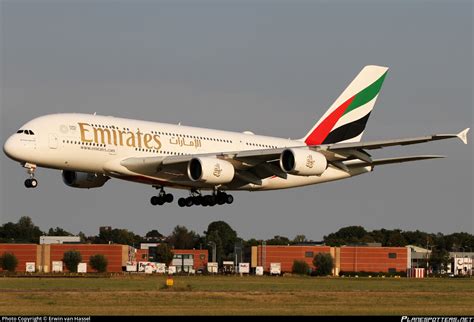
457, 128, 469, 144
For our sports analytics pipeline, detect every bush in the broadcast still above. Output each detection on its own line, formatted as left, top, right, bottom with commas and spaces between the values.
0, 253, 18, 272
62, 250, 82, 273
292, 260, 310, 275
89, 254, 108, 273
313, 252, 333, 276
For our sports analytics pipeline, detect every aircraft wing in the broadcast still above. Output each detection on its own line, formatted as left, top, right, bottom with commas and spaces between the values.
114, 128, 468, 186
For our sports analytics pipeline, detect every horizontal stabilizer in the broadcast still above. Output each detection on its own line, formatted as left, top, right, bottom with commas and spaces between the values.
319, 130, 469, 152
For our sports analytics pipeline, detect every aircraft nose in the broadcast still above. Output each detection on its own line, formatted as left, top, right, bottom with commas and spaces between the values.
3, 135, 17, 160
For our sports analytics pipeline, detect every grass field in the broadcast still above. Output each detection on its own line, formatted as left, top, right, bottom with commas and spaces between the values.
1, 275, 473, 315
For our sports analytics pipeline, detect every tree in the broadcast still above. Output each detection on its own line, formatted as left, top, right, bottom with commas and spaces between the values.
429, 248, 450, 274
386, 230, 407, 247
324, 226, 368, 246
0, 253, 18, 272
401, 230, 431, 247
89, 254, 108, 273
206, 230, 224, 263
167, 226, 199, 249
266, 235, 291, 245
95, 228, 141, 246
78, 232, 88, 243
205, 221, 238, 261
145, 229, 164, 241
63, 250, 82, 272
47, 227, 72, 236
292, 235, 307, 244
0, 216, 43, 243
313, 253, 333, 276
154, 243, 174, 265
244, 238, 260, 247
292, 260, 310, 275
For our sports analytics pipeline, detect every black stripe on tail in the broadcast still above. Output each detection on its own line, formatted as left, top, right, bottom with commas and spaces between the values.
322, 113, 371, 144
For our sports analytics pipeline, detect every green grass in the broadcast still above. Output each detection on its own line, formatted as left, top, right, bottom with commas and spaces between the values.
0, 275, 473, 315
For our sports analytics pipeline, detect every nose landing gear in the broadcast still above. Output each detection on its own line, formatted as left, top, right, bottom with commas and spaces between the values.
23, 163, 38, 188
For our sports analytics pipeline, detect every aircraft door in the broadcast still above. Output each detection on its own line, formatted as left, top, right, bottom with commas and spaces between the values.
48, 134, 58, 149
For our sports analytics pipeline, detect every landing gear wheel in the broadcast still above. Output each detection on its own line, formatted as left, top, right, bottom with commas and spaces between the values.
157, 197, 165, 206
150, 196, 159, 206
165, 194, 174, 203
216, 193, 226, 205
192, 196, 201, 205
208, 196, 217, 207
178, 198, 186, 207
225, 194, 234, 204
24, 178, 38, 188
185, 197, 194, 207
201, 198, 209, 207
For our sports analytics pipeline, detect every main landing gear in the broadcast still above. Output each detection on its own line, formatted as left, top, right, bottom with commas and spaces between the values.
23, 163, 38, 188
150, 187, 174, 206
178, 190, 233, 208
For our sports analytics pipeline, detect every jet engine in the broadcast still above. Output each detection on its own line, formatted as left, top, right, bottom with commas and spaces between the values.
187, 157, 235, 184
62, 170, 110, 189
280, 148, 327, 176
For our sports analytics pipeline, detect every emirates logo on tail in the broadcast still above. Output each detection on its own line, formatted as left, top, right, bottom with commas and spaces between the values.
213, 164, 223, 177
306, 155, 315, 168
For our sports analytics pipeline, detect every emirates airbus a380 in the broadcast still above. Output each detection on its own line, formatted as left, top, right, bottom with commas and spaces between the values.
3, 65, 469, 207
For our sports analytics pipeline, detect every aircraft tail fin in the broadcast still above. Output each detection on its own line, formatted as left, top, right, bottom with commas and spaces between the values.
302, 65, 388, 145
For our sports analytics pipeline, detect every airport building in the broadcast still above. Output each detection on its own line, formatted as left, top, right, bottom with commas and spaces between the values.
1, 241, 472, 276
251, 244, 409, 275
0, 242, 207, 273
0, 243, 131, 273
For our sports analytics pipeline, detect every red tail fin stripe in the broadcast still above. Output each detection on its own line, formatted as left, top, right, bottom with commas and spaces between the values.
304, 95, 355, 145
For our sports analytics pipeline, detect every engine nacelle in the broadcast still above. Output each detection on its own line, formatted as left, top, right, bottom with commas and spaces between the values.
280, 148, 327, 176
62, 170, 109, 189
187, 157, 235, 184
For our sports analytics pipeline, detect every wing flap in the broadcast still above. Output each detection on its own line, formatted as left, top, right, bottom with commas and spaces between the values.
347, 155, 445, 168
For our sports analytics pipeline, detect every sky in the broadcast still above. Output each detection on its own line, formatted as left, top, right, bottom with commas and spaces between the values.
0, 0, 472, 241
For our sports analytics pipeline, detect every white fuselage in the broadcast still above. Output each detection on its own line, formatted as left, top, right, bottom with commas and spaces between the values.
3, 113, 370, 191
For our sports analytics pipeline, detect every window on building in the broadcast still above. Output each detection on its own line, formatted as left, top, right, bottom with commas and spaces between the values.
305, 251, 314, 258
388, 253, 397, 259
388, 268, 396, 274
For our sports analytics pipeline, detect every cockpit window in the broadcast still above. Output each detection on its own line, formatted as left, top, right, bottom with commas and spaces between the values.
17, 129, 34, 135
